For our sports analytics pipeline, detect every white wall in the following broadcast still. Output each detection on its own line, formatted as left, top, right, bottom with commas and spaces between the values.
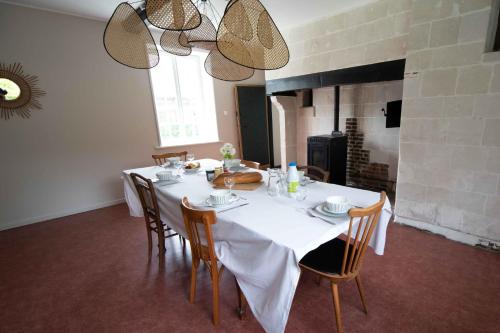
271, 105, 282, 166
0, 3, 264, 230
277, 96, 298, 166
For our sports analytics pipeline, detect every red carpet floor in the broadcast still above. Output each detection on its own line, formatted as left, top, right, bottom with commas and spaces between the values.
1, 204, 499, 333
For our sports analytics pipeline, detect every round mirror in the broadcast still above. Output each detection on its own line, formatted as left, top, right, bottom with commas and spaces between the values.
0, 63, 45, 119
0, 78, 21, 101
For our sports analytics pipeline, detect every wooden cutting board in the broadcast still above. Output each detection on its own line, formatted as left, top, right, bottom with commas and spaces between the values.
213, 181, 264, 191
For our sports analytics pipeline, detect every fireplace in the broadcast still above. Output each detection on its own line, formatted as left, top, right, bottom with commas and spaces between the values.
307, 135, 347, 185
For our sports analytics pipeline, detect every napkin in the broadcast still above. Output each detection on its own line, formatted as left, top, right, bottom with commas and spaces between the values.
193, 198, 249, 213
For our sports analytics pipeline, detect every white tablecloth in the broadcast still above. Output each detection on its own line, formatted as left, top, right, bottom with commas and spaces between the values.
123, 159, 392, 333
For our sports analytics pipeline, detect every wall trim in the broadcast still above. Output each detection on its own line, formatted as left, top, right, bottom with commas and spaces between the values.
395, 215, 499, 247
0, 198, 125, 232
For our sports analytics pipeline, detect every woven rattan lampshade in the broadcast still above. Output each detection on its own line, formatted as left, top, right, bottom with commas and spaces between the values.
103, 0, 288, 81
217, 0, 289, 70
160, 30, 192, 56
146, 0, 201, 31
204, 43, 254, 81
186, 14, 217, 45
103, 2, 159, 69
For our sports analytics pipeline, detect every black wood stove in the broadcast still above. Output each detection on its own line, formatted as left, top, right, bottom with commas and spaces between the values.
307, 86, 347, 185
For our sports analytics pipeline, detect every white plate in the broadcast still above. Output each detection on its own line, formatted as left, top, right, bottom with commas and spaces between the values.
183, 168, 201, 174
315, 203, 350, 218
205, 193, 239, 207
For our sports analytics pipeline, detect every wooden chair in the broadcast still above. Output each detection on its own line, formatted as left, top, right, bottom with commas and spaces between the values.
299, 192, 386, 333
130, 173, 182, 257
152, 151, 188, 166
298, 165, 330, 182
241, 160, 260, 169
180, 197, 246, 325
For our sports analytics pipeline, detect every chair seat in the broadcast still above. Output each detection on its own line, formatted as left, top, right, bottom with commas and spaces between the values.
299, 238, 354, 275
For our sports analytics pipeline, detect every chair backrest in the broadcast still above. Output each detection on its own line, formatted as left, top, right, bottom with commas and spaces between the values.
152, 151, 188, 165
180, 197, 218, 267
340, 191, 386, 277
242, 160, 260, 169
298, 165, 330, 182
130, 173, 160, 222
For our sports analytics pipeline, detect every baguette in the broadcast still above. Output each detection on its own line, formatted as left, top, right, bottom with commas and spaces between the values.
213, 172, 263, 186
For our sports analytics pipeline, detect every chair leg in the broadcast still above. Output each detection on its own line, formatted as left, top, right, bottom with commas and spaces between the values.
355, 275, 368, 314
331, 283, 343, 333
235, 278, 247, 320
189, 260, 199, 304
157, 227, 166, 255
212, 270, 220, 326
146, 227, 153, 257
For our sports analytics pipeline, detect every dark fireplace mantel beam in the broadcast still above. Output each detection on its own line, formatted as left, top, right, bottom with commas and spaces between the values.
266, 59, 406, 95
268, 73, 322, 95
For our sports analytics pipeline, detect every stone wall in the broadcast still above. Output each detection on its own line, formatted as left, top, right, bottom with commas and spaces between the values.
267, 0, 500, 244
397, 0, 500, 242
267, 0, 411, 80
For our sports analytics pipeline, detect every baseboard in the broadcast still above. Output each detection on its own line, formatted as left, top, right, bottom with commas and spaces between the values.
395, 215, 499, 248
0, 198, 125, 232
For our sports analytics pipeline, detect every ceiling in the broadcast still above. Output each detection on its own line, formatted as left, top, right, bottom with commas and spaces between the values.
0, 0, 377, 29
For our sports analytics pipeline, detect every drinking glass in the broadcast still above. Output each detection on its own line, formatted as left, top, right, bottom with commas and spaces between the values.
296, 186, 308, 201
174, 160, 183, 176
267, 169, 281, 197
278, 170, 288, 194
224, 176, 235, 195
186, 153, 195, 162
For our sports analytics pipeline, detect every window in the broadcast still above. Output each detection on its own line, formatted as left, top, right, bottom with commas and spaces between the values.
149, 50, 219, 147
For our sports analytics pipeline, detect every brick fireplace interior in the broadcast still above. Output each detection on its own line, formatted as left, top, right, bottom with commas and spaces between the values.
289, 80, 403, 199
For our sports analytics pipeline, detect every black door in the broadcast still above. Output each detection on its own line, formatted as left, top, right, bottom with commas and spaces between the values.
235, 86, 271, 165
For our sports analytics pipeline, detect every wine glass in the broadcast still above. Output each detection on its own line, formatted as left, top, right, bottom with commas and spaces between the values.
174, 160, 183, 177
186, 153, 195, 162
224, 176, 235, 195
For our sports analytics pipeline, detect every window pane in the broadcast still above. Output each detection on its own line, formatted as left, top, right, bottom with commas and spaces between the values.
150, 56, 180, 144
150, 50, 219, 147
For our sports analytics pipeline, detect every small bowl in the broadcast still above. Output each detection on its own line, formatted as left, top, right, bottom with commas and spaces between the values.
209, 190, 231, 205
166, 157, 181, 166
325, 196, 349, 214
157, 171, 174, 181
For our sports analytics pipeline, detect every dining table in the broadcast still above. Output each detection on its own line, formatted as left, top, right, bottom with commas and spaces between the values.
122, 159, 392, 333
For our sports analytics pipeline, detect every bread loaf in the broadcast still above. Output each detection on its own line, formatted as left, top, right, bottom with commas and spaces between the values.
213, 172, 262, 186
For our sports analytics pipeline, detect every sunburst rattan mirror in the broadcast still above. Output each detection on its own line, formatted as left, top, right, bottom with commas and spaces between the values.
0, 63, 46, 120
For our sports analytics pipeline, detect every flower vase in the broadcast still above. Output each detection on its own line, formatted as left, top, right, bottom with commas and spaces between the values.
223, 159, 232, 171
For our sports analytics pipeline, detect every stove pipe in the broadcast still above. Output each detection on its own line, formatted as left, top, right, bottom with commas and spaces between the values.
332, 85, 342, 136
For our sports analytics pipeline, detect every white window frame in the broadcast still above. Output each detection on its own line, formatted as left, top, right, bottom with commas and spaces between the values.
148, 49, 220, 148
